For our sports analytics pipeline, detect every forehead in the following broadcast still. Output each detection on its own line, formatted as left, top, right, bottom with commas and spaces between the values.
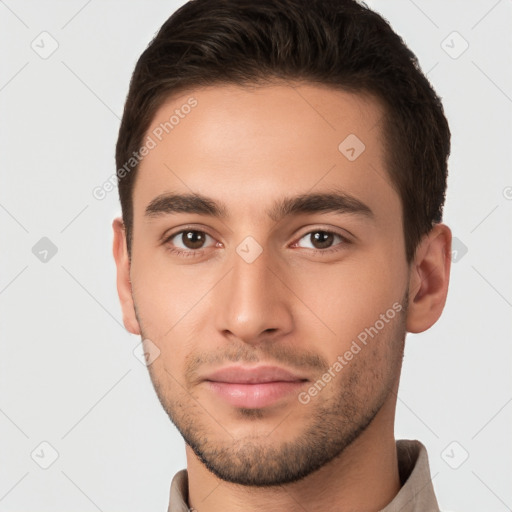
133, 82, 399, 226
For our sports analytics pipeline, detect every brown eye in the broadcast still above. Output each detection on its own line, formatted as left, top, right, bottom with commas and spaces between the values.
166, 229, 216, 253
310, 231, 335, 249
180, 230, 207, 249
295, 230, 349, 253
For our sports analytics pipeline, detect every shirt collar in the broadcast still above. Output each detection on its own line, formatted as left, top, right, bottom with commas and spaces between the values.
380, 439, 439, 511
168, 469, 189, 512
167, 439, 439, 512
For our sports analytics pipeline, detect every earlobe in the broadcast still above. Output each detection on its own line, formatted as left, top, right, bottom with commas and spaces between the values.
112, 217, 141, 335
406, 223, 452, 334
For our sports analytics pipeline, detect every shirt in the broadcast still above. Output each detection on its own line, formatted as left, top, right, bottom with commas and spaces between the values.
167, 439, 440, 512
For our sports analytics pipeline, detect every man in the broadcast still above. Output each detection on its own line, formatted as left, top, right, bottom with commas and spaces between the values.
112, 0, 452, 510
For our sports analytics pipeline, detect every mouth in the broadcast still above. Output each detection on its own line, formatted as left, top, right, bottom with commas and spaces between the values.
203, 365, 309, 409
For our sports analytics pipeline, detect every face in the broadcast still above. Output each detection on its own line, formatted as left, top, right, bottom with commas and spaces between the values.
119, 83, 413, 485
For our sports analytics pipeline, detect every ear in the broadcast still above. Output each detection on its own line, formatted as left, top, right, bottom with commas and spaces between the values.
112, 217, 140, 335
406, 223, 452, 333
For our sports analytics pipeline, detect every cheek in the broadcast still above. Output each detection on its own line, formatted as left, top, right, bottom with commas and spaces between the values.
130, 243, 208, 326
291, 246, 407, 353
129, 252, 204, 362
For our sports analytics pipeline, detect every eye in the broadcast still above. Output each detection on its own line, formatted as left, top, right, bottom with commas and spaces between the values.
164, 229, 218, 257
293, 229, 350, 253
162, 227, 350, 258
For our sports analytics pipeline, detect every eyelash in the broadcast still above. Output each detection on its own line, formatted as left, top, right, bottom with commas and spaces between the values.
163, 227, 351, 258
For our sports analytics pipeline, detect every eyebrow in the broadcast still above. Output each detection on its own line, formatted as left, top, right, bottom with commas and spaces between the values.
144, 190, 374, 222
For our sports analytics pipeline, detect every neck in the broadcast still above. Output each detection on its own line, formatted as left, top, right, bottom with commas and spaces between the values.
185, 395, 400, 512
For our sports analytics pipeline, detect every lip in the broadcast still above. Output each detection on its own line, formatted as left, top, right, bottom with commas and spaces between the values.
205, 365, 307, 384
204, 365, 308, 409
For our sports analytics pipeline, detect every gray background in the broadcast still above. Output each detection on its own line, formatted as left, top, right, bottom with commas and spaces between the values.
1, 1, 511, 511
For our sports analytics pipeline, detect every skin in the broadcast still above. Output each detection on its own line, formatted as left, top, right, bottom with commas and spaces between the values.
113, 82, 451, 512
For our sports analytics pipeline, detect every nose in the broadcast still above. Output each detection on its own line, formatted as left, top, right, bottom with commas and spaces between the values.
213, 242, 294, 345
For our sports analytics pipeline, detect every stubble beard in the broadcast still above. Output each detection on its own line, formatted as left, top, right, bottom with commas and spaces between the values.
140, 296, 408, 487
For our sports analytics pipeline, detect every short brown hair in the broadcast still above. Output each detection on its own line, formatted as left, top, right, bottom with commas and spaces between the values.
116, 0, 450, 263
